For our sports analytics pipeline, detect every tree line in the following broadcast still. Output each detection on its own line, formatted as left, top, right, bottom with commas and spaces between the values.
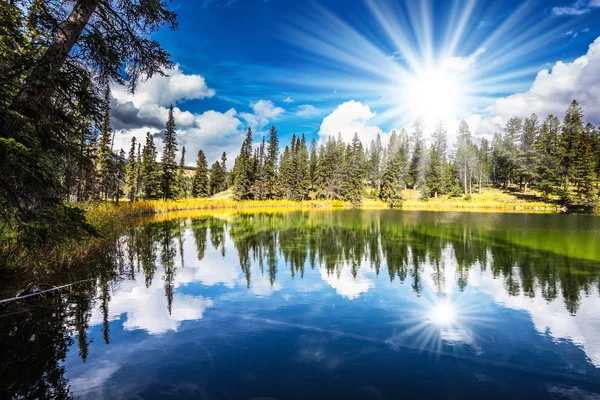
214, 100, 599, 207
100, 98, 599, 208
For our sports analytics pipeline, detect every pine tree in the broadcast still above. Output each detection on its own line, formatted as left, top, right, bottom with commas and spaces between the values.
209, 161, 226, 195
314, 143, 327, 199
505, 117, 523, 189
252, 138, 268, 200
234, 127, 255, 200
535, 115, 561, 200
559, 100, 585, 195
293, 134, 310, 201
191, 150, 209, 198
309, 138, 318, 193
265, 126, 281, 199
344, 133, 365, 206
368, 133, 383, 189
141, 132, 162, 199
380, 147, 405, 208
135, 143, 143, 200
176, 146, 187, 198
408, 118, 426, 189
519, 114, 539, 192
426, 121, 447, 198
280, 145, 293, 199
573, 123, 597, 204
115, 149, 126, 205
97, 87, 115, 200
125, 137, 138, 202
455, 120, 476, 195
161, 104, 178, 200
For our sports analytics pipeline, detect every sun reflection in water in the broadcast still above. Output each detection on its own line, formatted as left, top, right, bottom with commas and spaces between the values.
428, 301, 457, 327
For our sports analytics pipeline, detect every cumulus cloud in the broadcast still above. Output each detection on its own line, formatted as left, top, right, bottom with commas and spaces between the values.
296, 104, 319, 117
283, 96, 294, 103
468, 36, 600, 136
318, 100, 384, 145
112, 107, 245, 166
240, 100, 285, 129
553, 0, 600, 16
109, 66, 285, 164
112, 64, 215, 108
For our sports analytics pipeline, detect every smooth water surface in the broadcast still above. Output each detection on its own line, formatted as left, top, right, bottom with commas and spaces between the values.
2, 210, 600, 399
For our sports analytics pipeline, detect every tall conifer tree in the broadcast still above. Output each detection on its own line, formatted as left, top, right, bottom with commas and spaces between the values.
191, 150, 209, 198
161, 104, 178, 200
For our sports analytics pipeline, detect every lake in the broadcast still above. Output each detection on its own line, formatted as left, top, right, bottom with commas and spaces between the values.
2, 210, 600, 399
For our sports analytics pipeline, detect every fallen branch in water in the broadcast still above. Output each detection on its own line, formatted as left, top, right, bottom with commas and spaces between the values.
0, 278, 96, 305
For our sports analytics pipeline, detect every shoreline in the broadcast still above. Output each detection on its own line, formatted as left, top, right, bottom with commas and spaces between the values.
0, 196, 586, 275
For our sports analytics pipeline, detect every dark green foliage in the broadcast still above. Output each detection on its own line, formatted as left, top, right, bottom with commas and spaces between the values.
96, 87, 115, 200
535, 115, 561, 200
192, 150, 209, 198
309, 138, 319, 192
265, 126, 281, 199
408, 118, 426, 189
426, 121, 447, 198
126, 137, 139, 202
161, 104, 178, 200
209, 161, 227, 195
0, 0, 177, 267
344, 133, 366, 206
234, 128, 255, 200
177, 146, 188, 198
380, 135, 407, 208
141, 133, 162, 200
367, 133, 383, 189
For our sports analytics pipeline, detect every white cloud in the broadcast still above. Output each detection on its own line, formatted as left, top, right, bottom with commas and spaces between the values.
445, 48, 486, 72
241, 100, 285, 129
553, 0, 600, 15
296, 104, 319, 117
318, 100, 384, 144
112, 64, 215, 108
112, 107, 245, 166
468, 36, 600, 137
283, 96, 294, 103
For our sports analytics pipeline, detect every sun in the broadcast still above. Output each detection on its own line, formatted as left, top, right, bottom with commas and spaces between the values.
404, 64, 466, 123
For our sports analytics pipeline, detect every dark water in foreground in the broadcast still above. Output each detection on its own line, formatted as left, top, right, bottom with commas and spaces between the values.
2, 210, 600, 399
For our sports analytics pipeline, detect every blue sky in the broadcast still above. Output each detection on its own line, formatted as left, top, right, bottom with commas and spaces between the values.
110, 0, 600, 164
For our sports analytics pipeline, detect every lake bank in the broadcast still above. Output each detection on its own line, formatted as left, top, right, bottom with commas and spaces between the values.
0, 190, 581, 282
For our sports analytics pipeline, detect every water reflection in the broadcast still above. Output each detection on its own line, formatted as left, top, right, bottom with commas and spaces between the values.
1, 210, 600, 399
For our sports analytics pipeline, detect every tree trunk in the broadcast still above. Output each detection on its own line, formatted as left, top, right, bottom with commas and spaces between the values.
12, 0, 100, 117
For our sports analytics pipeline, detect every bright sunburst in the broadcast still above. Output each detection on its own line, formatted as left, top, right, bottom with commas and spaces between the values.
284, 0, 574, 130
404, 65, 466, 122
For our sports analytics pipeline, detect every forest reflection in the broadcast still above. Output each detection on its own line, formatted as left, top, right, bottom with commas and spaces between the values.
1, 211, 600, 399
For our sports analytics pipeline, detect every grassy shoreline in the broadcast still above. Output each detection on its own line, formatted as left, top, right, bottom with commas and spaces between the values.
0, 190, 570, 277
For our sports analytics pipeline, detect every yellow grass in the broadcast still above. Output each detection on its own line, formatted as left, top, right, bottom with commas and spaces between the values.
85, 188, 560, 232
400, 188, 558, 212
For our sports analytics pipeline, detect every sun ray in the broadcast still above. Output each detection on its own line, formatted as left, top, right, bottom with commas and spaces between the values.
278, 0, 577, 129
